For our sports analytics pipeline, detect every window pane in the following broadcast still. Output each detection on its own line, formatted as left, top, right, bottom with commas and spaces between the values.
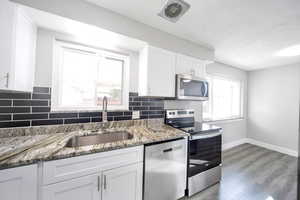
96, 58, 123, 105
54, 42, 128, 110
61, 49, 99, 107
203, 75, 242, 121
213, 78, 232, 119
231, 81, 241, 117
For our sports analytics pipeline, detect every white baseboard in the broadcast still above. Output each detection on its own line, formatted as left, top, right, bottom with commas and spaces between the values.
222, 138, 248, 151
222, 138, 298, 157
246, 138, 298, 157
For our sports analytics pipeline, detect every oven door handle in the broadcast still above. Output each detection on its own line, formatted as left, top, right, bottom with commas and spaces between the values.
190, 131, 222, 140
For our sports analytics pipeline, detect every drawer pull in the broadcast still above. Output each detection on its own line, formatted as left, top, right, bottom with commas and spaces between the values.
97, 176, 100, 191
103, 175, 107, 190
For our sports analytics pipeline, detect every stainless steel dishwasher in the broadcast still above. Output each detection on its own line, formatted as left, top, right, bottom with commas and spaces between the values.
144, 138, 188, 200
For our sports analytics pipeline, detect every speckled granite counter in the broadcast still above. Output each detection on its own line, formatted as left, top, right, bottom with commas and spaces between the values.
0, 119, 188, 170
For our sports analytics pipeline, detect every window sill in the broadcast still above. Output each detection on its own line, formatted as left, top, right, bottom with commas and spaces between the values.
203, 118, 245, 124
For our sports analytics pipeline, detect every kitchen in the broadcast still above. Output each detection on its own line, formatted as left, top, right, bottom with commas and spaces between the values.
0, 0, 299, 200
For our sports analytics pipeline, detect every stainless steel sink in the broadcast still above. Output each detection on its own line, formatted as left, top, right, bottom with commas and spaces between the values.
65, 131, 133, 147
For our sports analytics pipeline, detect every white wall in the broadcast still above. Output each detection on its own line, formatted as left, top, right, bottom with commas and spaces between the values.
11, 0, 214, 61
248, 64, 300, 152
206, 62, 248, 146
34, 28, 139, 92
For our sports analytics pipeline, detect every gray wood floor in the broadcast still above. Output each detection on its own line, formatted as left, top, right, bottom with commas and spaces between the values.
187, 144, 297, 200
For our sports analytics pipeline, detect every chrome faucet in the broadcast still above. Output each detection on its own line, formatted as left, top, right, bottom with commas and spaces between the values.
102, 96, 108, 122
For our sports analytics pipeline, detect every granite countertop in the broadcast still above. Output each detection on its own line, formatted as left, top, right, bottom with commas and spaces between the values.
0, 119, 188, 170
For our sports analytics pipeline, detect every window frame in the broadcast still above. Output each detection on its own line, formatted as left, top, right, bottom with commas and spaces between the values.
203, 73, 244, 122
52, 40, 129, 111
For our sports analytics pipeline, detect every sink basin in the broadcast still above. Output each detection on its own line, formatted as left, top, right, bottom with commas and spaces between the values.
65, 131, 134, 147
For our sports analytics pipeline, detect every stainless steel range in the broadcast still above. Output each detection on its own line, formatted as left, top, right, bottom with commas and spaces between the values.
165, 109, 223, 197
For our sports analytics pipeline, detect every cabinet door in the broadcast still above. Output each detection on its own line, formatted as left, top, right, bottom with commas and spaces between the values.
0, 0, 15, 89
0, 165, 37, 200
12, 6, 36, 91
102, 163, 143, 200
147, 46, 176, 97
42, 174, 100, 200
176, 54, 206, 78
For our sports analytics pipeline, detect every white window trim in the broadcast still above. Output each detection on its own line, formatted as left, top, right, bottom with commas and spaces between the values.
203, 117, 245, 124
203, 73, 245, 122
51, 40, 129, 111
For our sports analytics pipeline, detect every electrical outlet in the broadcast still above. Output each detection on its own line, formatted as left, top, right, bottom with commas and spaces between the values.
132, 111, 140, 119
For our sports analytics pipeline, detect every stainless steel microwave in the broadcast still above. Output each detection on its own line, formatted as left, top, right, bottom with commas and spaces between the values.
176, 74, 209, 101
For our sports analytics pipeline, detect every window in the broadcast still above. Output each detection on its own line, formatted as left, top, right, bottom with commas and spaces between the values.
52, 41, 129, 111
203, 75, 244, 121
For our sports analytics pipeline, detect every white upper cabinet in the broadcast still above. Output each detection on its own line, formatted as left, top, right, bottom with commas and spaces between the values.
139, 45, 176, 97
0, 0, 15, 90
175, 54, 207, 78
0, 1, 36, 92
12, 6, 37, 92
0, 165, 38, 200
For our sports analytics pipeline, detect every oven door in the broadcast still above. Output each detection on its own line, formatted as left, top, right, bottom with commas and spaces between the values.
176, 74, 209, 101
188, 132, 222, 177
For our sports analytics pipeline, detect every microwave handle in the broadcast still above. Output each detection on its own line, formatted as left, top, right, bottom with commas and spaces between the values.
201, 83, 208, 96
203, 82, 209, 97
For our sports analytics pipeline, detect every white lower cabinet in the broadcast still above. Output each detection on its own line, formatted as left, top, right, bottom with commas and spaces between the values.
102, 163, 143, 200
42, 174, 100, 200
41, 146, 144, 200
42, 163, 143, 200
0, 165, 37, 200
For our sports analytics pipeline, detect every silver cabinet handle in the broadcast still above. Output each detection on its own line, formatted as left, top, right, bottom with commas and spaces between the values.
1, 73, 9, 88
103, 175, 107, 190
5, 73, 9, 88
97, 176, 100, 191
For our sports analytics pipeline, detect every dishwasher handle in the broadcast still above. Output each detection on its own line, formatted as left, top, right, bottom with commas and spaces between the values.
163, 148, 173, 153
163, 145, 183, 153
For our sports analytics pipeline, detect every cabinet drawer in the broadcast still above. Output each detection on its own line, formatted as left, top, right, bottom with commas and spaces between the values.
42, 174, 100, 200
43, 146, 143, 185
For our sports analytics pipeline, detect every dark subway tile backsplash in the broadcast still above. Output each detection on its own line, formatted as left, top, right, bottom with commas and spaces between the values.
50, 113, 78, 119
0, 115, 11, 121
0, 87, 165, 128
79, 112, 102, 118
32, 107, 51, 113
123, 111, 132, 116
107, 112, 124, 117
13, 100, 49, 107
64, 118, 90, 124
0, 100, 12, 106
33, 87, 51, 94
32, 119, 63, 126
0, 121, 31, 128
114, 116, 132, 121
0, 107, 30, 114
129, 92, 138, 97
32, 93, 51, 100
0, 92, 31, 99
91, 117, 102, 122
13, 113, 49, 120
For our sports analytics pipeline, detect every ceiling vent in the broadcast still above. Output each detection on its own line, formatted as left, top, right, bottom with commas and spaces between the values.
158, 0, 190, 23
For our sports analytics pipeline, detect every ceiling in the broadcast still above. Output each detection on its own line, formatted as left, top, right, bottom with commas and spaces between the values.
85, 0, 300, 70
22, 5, 146, 52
